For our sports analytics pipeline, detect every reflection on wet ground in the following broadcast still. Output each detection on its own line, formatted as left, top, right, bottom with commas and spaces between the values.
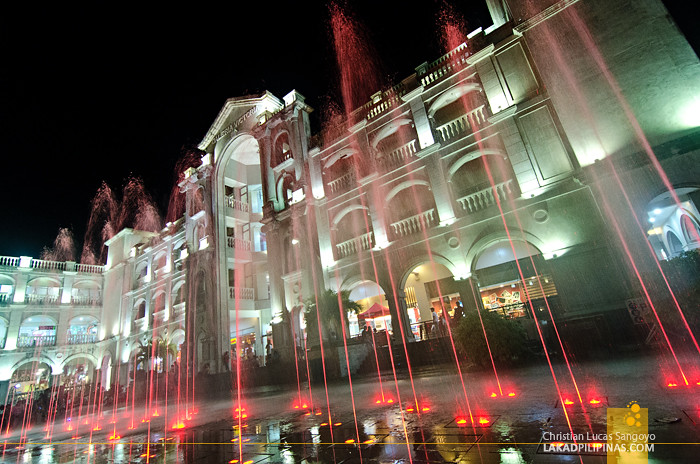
2, 356, 699, 463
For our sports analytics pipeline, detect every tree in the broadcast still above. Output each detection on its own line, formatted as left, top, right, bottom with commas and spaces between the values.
304, 289, 362, 346
454, 309, 529, 369
135, 339, 178, 372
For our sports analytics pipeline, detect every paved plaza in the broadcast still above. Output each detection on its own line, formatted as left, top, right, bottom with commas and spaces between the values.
2, 353, 699, 463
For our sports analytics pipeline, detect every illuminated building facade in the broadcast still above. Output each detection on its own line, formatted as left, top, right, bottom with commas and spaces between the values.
1, 0, 699, 394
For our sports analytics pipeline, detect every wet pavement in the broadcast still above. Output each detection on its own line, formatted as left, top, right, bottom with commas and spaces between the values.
2, 354, 699, 463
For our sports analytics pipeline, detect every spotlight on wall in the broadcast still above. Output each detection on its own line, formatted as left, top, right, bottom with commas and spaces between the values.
291, 238, 300, 245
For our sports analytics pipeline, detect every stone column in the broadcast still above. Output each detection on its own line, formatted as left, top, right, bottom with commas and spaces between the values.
454, 276, 484, 313
402, 86, 435, 150
421, 146, 457, 225
365, 179, 391, 249
385, 288, 415, 343
4, 310, 22, 350
56, 311, 70, 346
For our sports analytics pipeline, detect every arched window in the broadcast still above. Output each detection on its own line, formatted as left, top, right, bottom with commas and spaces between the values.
666, 231, 684, 257
273, 133, 291, 166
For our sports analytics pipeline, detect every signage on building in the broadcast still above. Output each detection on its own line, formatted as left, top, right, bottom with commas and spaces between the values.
214, 106, 258, 144
625, 298, 651, 324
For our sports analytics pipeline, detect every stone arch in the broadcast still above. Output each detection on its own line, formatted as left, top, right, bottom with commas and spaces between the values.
60, 352, 99, 371
398, 253, 460, 291
276, 171, 295, 207
215, 132, 261, 169
153, 250, 167, 270
135, 260, 149, 281
332, 204, 370, 228
172, 279, 186, 305
385, 179, 431, 204
680, 212, 700, 244
10, 357, 58, 377
324, 147, 358, 170
666, 229, 684, 256
272, 130, 292, 166
447, 148, 508, 180
465, 232, 546, 271
427, 82, 482, 117
371, 118, 414, 150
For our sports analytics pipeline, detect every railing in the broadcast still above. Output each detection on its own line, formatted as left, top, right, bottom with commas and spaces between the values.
377, 139, 417, 171
327, 170, 356, 195
71, 295, 102, 306
457, 180, 515, 214
227, 237, 252, 251
225, 195, 250, 213
25, 294, 60, 305
335, 231, 375, 259
418, 42, 470, 87
68, 333, 98, 345
434, 105, 487, 143
17, 335, 56, 348
0, 256, 104, 274
28, 259, 67, 271
351, 83, 407, 123
75, 263, 104, 274
390, 209, 437, 239
0, 256, 20, 267
229, 287, 255, 300
0, 293, 12, 305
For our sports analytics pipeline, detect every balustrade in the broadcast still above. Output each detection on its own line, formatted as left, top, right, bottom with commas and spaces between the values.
377, 139, 417, 171
25, 294, 60, 305
68, 333, 98, 345
17, 335, 56, 348
225, 195, 250, 213
227, 237, 252, 251
335, 231, 375, 259
0, 255, 104, 273
418, 42, 470, 87
327, 170, 356, 196
229, 286, 255, 300
75, 263, 104, 274
71, 295, 102, 306
457, 180, 515, 214
434, 105, 486, 143
0, 256, 20, 267
390, 209, 437, 239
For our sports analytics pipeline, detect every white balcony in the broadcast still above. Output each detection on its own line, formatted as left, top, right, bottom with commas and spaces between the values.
225, 195, 250, 213
17, 335, 56, 348
327, 170, 356, 196
434, 105, 487, 143
25, 294, 60, 305
227, 237, 252, 251
390, 209, 437, 239
456, 180, 515, 215
377, 139, 418, 171
335, 231, 375, 259
68, 333, 98, 345
228, 287, 255, 300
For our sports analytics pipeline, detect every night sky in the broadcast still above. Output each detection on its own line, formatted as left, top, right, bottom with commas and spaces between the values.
0, 1, 696, 260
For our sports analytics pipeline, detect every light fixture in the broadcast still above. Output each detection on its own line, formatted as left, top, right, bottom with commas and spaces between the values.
291, 238, 299, 245
649, 217, 656, 223
653, 208, 662, 215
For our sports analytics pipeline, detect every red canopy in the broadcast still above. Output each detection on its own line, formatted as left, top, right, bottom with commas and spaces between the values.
359, 302, 389, 319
